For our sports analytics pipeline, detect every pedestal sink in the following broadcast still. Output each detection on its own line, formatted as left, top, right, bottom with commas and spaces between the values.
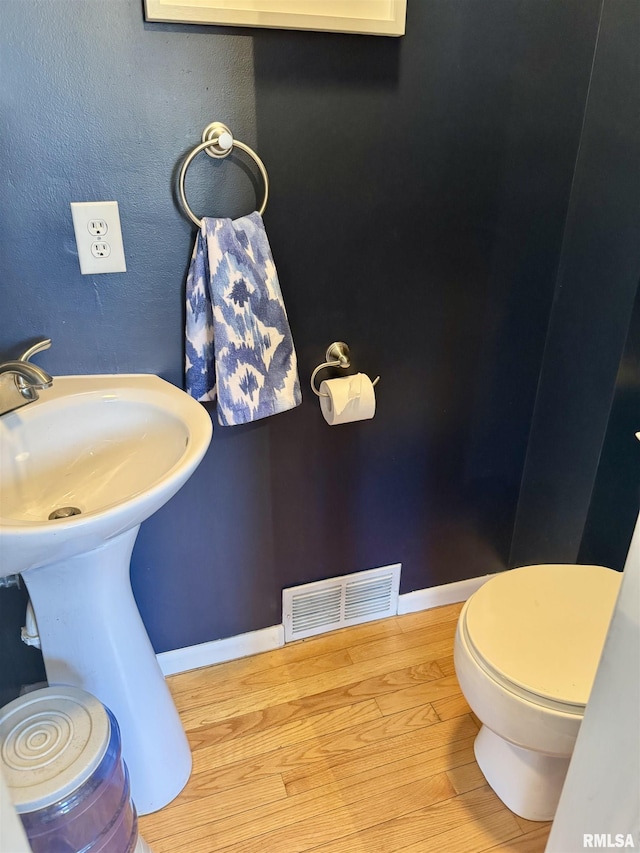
0, 374, 212, 814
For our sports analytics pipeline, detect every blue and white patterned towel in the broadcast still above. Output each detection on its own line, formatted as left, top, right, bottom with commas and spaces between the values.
185, 212, 302, 425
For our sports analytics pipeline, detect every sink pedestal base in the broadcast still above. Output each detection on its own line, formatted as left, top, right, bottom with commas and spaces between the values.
22, 526, 191, 815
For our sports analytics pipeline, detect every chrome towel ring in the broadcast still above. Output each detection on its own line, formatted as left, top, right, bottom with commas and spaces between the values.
178, 122, 269, 227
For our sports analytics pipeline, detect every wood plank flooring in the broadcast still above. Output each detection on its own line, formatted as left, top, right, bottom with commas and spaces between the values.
139, 603, 551, 853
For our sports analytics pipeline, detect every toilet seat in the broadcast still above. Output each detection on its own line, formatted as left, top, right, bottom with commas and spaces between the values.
461, 564, 621, 713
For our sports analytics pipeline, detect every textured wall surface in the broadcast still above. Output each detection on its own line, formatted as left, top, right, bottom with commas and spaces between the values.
3, 0, 631, 696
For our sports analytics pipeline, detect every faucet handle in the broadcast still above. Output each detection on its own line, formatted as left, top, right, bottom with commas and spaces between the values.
18, 338, 52, 363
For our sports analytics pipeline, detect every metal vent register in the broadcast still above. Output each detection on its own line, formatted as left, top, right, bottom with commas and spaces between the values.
283, 564, 401, 642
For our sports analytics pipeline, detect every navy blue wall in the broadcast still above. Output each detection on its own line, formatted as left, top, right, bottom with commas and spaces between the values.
3, 0, 634, 697
579, 284, 640, 570
510, 0, 640, 565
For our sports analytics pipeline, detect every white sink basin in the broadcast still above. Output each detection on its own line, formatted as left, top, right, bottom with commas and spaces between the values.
0, 374, 212, 814
0, 374, 212, 575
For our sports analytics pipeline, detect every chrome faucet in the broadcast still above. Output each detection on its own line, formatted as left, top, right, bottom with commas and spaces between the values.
0, 338, 53, 416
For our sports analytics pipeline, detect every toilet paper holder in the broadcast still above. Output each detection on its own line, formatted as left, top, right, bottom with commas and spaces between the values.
310, 342, 380, 397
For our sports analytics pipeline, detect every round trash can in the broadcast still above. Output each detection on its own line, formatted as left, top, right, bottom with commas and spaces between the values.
0, 686, 139, 853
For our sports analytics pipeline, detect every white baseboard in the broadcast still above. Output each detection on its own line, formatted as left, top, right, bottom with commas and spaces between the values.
157, 574, 495, 676
157, 624, 284, 677
397, 574, 496, 615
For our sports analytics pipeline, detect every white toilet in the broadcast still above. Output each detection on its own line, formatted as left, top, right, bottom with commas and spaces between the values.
454, 563, 621, 821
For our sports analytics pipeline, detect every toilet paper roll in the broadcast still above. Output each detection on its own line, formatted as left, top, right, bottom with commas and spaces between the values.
319, 373, 376, 425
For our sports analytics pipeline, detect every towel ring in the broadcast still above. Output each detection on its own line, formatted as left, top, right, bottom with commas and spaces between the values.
178, 122, 269, 227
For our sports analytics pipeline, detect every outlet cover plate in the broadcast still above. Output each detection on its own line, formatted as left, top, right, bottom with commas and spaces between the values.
70, 201, 127, 274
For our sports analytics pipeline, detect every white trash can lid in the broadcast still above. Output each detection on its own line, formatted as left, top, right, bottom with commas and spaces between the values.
0, 686, 111, 813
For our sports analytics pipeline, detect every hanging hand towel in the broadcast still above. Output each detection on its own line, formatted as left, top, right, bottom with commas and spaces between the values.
185, 212, 302, 425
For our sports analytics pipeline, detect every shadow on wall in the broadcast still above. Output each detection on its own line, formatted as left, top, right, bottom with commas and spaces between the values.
250, 0, 601, 596
0, 583, 46, 708
580, 281, 640, 570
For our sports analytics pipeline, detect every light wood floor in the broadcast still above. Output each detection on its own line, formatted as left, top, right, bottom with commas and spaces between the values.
139, 602, 551, 853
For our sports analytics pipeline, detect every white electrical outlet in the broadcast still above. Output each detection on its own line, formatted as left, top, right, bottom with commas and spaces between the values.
88, 218, 108, 237
91, 241, 111, 258
70, 201, 127, 274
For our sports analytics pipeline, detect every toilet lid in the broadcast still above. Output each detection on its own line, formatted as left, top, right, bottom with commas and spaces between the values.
463, 564, 621, 709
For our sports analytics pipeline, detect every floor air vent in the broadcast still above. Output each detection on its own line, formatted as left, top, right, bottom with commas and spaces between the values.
283, 564, 401, 642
